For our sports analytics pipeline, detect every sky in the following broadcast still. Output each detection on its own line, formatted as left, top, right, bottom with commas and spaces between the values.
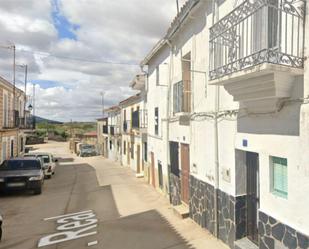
0, 0, 187, 122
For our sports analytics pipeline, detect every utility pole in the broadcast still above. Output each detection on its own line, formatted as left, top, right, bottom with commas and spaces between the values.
33, 84, 36, 129
24, 65, 28, 126
12, 45, 16, 127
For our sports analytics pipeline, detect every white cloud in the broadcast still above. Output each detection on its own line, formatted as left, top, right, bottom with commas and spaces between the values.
0, 0, 185, 122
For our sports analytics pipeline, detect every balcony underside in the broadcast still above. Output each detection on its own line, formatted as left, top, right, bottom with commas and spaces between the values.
211, 63, 303, 112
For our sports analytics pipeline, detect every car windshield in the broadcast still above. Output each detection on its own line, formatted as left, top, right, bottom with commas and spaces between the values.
0, 160, 41, 171
24, 154, 36, 158
37, 155, 50, 163
82, 145, 94, 150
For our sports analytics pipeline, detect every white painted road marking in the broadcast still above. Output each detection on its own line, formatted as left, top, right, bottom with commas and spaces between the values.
38, 210, 98, 247
44, 210, 93, 221
88, 241, 98, 246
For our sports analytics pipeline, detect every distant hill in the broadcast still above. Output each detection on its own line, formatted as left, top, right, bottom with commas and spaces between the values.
35, 116, 63, 124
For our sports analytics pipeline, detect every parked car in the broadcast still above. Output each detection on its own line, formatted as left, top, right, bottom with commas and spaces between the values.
0, 212, 2, 241
0, 158, 44, 195
24, 153, 58, 179
79, 144, 97, 157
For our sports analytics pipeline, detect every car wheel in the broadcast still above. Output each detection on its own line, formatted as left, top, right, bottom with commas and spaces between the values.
34, 187, 42, 195
47, 175, 51, 179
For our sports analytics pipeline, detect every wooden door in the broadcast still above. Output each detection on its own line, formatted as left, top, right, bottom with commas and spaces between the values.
137, 145, 141, 173
181, 144, 190, 204
246, 152, 259, 244
151, 152, 155, 187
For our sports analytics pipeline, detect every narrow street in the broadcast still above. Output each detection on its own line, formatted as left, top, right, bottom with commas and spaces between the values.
0, 141, 227, 249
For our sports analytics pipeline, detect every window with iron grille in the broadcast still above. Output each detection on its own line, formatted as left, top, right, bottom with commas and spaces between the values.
154, 107, 159, 135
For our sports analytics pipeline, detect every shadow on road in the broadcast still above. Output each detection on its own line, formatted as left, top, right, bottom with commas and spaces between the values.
99, 209, 194, 249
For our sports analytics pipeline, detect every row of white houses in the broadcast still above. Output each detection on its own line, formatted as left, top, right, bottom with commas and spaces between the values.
97, 1, 309, 248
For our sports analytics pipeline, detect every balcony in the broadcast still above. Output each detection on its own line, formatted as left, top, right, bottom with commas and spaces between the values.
109, 125, 120, 136
132, 109, 148, 131
209, 0, 305, 111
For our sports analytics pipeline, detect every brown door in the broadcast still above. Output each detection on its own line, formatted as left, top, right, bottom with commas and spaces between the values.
137, 145, 141, 173
181, 144, 190, 204
127, 142, 130, 165
151, 152, 155, 187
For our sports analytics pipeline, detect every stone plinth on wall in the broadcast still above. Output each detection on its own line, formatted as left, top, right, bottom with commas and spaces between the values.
168, 165, 182, 206
189, 175, 248, 249
259, 211, 309, 249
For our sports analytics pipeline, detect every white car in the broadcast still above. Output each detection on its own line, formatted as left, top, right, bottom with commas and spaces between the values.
24, 153, 58, 179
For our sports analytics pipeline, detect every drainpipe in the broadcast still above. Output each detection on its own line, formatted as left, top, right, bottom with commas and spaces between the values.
166, 39, 173, 197
212, 0, 220, 239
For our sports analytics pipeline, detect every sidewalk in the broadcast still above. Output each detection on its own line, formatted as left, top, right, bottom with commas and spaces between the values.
33, 141, 228, 249
84, 157, 228, 249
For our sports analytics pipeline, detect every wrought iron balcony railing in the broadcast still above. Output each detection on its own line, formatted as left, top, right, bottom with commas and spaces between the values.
209, 0, 306, 81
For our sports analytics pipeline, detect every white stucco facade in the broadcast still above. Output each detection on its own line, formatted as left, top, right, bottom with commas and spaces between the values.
141, 0, 309, 248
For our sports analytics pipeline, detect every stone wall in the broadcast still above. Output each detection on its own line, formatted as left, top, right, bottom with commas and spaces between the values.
189, 175, 215, 234
189, 175, 248, 249
235, 195, 247, 240
217, 189, 236, 248
168, 166, 182, 206
259, 211, 309, 249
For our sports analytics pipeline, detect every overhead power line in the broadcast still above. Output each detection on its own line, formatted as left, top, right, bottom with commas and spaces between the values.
0, 45, 141, 66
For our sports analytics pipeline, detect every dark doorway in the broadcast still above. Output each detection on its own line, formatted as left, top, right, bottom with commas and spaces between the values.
158, 161, 163, 189
246, 152, 259, 244
10, 140, 14, 157
151, 152, 155, 187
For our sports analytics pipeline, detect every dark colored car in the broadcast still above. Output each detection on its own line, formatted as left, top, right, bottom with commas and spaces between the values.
0, 158, 44, 195
79, 144, 97, 157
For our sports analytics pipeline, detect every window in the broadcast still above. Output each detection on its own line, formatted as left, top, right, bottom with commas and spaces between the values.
123, 141, 126, 155
156, 66, 160, 85
271, 156, 288, 199
173, 81, 183, 113
154, 107, 159, 135
109, 140, 112, 150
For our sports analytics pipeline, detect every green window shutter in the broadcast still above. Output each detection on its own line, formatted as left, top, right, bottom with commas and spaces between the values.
272, 156, 288, 198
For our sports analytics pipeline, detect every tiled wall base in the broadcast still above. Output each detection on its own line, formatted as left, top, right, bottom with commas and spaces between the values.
168, 169, 181, 206
259, 211, 309, 249
189, 175, 247, 249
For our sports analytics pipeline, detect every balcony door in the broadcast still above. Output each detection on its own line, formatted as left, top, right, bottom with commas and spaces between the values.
252, 0, 279, 53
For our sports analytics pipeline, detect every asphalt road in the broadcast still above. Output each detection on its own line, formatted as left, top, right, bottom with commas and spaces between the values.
0, 156, 194, 249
